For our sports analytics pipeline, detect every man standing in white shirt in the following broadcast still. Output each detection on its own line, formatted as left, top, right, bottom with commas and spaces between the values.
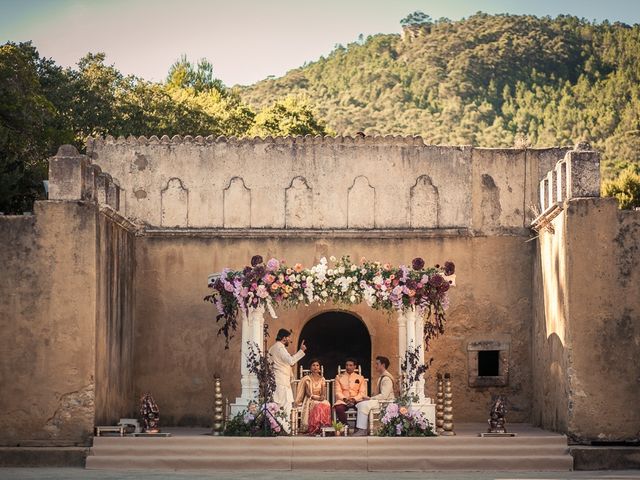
268, 328, 306, 431
353, 355, 395, 435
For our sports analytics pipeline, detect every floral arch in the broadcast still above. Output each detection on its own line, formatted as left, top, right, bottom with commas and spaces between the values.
206, 254, 455, 414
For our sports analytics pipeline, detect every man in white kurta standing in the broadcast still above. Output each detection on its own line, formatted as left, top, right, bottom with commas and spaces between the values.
268, 328, 306, 432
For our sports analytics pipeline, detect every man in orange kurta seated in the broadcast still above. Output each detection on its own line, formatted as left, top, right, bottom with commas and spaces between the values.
333, 358, 367, 424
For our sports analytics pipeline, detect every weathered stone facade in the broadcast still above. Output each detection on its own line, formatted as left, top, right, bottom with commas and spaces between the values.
0, 136, 638, 446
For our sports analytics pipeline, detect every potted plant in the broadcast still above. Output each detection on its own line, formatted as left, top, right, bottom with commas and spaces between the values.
332, 420, 345, 436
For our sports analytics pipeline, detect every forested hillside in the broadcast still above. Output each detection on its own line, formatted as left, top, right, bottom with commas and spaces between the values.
240, 13, 640, 180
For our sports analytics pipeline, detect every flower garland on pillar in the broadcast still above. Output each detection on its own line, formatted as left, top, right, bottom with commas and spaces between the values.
205, 255, 455, 349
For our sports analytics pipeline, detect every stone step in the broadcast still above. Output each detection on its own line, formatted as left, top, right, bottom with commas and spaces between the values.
91, 443, 567, 457
86, 453, 573, 471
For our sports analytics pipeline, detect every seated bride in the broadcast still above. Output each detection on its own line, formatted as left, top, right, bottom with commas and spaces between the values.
294, 359, 331, 434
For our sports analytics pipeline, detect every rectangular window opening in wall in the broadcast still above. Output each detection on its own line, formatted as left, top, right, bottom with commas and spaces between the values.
478, 350, 500, 376
467, 337, 510, 387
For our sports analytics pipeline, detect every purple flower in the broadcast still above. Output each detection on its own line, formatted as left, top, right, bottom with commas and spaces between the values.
428, 274, 444, 288
412, 257, 425, 271
251, 255, 263, 267
395, 423, 403, 435
266, 258, 280, 272
444, 261, 455, 276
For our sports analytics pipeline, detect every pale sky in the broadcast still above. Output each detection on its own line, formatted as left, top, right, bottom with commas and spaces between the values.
1, 0, 639, 87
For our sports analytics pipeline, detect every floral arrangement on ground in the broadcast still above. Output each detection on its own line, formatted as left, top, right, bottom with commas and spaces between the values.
205, 255, 455, 348
224, 402, 288, 436
377, 401, 436, 437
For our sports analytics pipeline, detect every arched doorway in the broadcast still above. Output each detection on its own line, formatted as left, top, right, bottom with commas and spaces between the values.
297, 311, 371, 381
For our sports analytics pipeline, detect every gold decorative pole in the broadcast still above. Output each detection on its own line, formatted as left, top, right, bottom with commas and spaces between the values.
441, 373, 455, 436
211, 376, 224, 435
435, 373, 445, 434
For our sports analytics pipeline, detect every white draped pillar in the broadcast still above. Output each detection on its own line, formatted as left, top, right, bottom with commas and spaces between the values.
231, 305, 266, 414
396, 311, 407, 379
414, 310, 426, 401
396, 307, 435, 427
404, 307, 417, 397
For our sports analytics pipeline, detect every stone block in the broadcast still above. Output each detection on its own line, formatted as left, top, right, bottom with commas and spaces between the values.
95, 173, 112, 206
547, 171, 555, 208
540, 177, 548, 212
107, 179, 120, 211
48, 145, 90, 201
555, 161, 567, 203
566, 150, 600, 198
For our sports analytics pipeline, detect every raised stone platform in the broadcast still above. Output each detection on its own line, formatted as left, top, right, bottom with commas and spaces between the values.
86, 423, 573, 472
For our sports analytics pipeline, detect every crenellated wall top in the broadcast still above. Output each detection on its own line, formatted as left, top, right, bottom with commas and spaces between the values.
46, 136, 577, 233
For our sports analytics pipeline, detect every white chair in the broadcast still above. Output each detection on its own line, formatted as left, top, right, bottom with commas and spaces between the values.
291, 364, 327, 435
367, 399, 394, 435
333, 365, 369, 428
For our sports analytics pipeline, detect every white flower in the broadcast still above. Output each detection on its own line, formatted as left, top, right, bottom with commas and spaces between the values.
351, 276, 357, 282
320, 257, 327, 265
338, 266, 345, 274
327, 269, 334, 276
350, 295, 356, 303
350, 265, 357, 272
298, 294, 303, 300
329, 255, 336, 262
321, 291, 328, 298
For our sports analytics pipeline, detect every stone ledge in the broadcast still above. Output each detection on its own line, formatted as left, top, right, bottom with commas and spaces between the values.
138, 227, 475, 239
570, 446, 640, 470
0, 447, 88, 467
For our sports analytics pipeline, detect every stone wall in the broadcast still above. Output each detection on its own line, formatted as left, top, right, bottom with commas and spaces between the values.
0, 202, 97, 446
94, 210, 137, 426
87, 136, 568, 232
0, 144, 137, 446
532, 151, 640, 442
133, 232, 534, 426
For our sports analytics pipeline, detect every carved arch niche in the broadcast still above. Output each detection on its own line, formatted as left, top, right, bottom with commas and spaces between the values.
348, 176, 375, 228
223, 177, 251, 228
410, 175, 440, 228
285, 176, 313, 228
161, 178, 189, 227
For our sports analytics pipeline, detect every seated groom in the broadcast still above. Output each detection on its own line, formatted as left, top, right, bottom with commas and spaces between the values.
353, 355, 395, 436
333, 358, 367, 424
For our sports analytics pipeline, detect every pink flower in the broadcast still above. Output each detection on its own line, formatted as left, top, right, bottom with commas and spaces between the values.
263, 274, 275, 284
266, 258, 280, 271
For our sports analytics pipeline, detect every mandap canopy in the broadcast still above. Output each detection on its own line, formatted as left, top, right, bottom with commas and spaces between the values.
206, 254, 455, 350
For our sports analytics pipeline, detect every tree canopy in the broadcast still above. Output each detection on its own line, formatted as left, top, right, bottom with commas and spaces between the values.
0, 44, 326, 213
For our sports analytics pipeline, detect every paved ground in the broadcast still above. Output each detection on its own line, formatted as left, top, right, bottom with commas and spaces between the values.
1, 469, 639, 480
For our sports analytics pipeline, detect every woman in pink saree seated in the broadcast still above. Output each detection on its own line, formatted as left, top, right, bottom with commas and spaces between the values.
295, 359, 331, 434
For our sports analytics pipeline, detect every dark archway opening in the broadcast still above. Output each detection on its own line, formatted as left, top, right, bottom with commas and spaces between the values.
297, 311, 371, 382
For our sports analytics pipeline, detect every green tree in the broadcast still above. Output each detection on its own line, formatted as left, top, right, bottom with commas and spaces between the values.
0, 42, 59, 213
603, 166, 640, 210
167, 55, 225, 94
249, 96, 329, 137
